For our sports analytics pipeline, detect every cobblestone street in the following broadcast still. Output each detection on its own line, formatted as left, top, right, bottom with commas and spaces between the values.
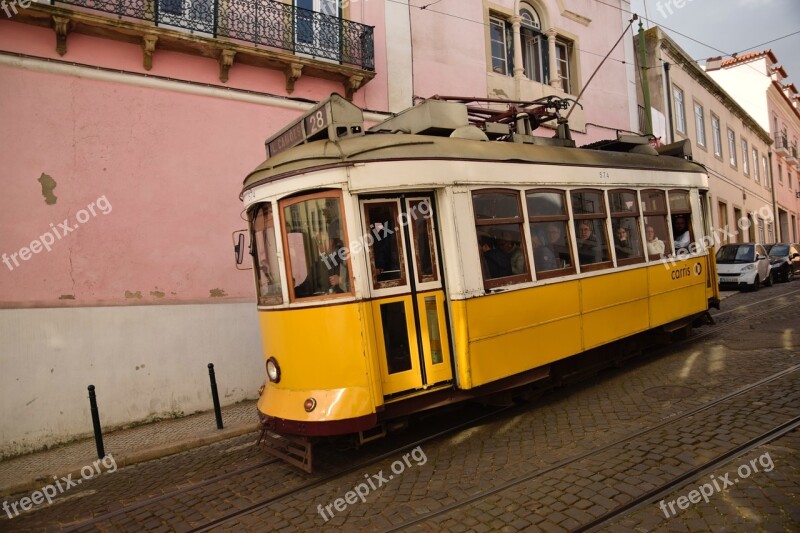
2, 285, 799, 532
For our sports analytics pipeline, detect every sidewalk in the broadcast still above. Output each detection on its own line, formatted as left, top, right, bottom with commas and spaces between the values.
0, 400, 260, 498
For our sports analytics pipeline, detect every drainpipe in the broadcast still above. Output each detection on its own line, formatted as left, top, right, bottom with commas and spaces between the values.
638, 21, 653, 135
663, 62, 674, 143
769, 151, 779, 241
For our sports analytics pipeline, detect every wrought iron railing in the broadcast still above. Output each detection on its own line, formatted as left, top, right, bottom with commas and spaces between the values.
52, 0, 375, 70
775, 132, 789, 151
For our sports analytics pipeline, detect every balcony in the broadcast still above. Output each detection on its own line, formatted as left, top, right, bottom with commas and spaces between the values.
13, 0, 375, 97
774, 132, 790, 156
787, 144, 799, 167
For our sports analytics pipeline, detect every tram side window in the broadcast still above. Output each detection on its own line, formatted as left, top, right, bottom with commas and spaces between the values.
472, 190, 531, 288
641, 189, 670, 260
669, 190, 694, 255
409, 199, 438, 284
252, 203, 283, 305
282, 194, 352, 300
571, 190, 611, 270
526, 189, 575, 278
363, 202, 407, 289
609, 189, 645, 266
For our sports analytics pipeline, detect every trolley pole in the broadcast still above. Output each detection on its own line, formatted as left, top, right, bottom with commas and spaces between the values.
638, 20, 653, 136
208, 363, 224, 429
87, 385, 106, 459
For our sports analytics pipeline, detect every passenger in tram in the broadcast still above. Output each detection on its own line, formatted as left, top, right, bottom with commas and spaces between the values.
545, 223, 571, 268
533, 233, 558, 271
645, 224, 666, 256
613, 225, 635, 259
479, 235, 512, 279
327, 240, 350, 293
497, 231, 526, 275
672, 215, 691, 253
576, 221, 603, 264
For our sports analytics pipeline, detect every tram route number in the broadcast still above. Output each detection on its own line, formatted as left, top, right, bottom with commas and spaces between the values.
305, 109, 329, 137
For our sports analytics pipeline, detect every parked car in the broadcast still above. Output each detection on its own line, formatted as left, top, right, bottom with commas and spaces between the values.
764, 243, 800, 282
716, 243, 772, 291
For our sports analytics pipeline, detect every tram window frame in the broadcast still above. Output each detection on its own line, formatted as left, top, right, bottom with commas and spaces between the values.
570, 189, 612, 272
525, 188, 576, 279
472, 189, 532, 289
641, 189, 671, 260
251, 202, 284, 306
279, 190, 354, 303
668, 190, 694, 256
362, 199, 408, 291
608, 189, 645, 267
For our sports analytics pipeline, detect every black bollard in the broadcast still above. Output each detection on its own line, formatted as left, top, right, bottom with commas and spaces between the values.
87, 385, 106, 459
208, 363, 224, 429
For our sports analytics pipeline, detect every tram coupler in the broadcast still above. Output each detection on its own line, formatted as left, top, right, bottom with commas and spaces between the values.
258, 428, 313, 473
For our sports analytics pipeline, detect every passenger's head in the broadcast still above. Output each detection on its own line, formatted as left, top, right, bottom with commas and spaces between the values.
646, 225, 656, 240
616, 227, 629, 241
674, 215, 687, 232
578, 222, 592, 240
478, 235, 494, 251
547, 224, 561, 243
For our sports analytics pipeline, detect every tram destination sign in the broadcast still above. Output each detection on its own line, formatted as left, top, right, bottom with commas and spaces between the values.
265, 94, 365, 159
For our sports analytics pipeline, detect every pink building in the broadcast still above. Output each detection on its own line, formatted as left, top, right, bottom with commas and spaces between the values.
708, 51, 800, 242
1, 0, 635, 454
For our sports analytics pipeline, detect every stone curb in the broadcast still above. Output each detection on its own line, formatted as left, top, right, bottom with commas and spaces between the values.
0, 423, 260, 499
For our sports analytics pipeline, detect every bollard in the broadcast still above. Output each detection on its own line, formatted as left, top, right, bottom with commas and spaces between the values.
87, 385, 106, 459
208, 363, 224, 429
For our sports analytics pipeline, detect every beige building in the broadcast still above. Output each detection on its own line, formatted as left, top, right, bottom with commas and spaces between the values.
707, 51, 800, 242
636, 27, 775, 245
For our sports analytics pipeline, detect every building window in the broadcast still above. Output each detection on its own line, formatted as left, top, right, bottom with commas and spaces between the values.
742, 139, 749, 175
520, 5, 546, 83
673, 86, 686, 134
727, 128, 737, 167
762, 156, 769, 188
555, 40, 572, 93
753, 148, 760, 183
490, 16, 511, 75
711, 115, 722, 157
733, 207, 744, 243
694, 103, 706, 147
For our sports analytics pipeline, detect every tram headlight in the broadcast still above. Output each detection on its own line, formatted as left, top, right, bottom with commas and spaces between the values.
266, 357, 281, 383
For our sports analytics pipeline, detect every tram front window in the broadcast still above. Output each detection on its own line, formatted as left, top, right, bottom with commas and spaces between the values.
282, 194, 352, 300
252, 203, 283, 306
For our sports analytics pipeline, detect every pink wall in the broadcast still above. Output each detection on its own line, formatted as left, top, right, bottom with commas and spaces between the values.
0, 15, 387, 308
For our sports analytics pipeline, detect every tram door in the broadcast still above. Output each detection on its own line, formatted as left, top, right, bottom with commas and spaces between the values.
360, 194, 453, 397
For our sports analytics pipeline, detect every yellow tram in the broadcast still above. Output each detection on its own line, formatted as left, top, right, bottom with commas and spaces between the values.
238, 94, 720, 470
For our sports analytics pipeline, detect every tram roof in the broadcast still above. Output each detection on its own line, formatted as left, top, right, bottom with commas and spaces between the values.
242, 133, 706, 192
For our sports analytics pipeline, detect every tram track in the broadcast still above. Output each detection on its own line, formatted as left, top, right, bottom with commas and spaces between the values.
379, 362, 800, 531
184, 291, 800, 532
51, 290, 800, 531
